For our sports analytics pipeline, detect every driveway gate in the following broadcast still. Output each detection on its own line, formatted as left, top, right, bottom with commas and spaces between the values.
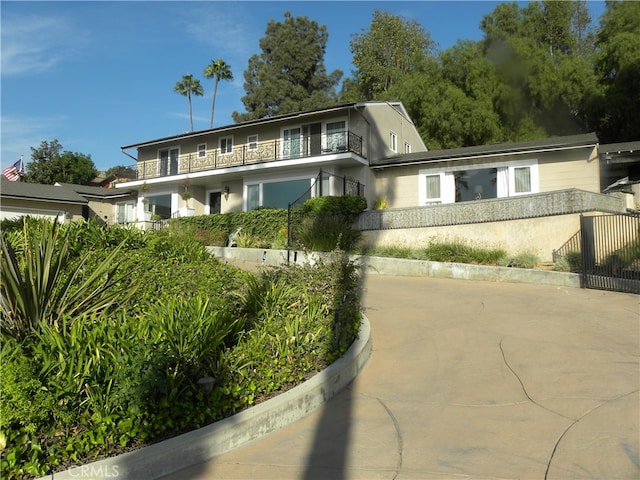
580, 212, 640, 294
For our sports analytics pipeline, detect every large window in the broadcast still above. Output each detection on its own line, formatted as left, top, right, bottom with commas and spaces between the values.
145, 194, 171, 219
419, 160, 538, 205
454, 168, 498, 202
246, 178, 312, 211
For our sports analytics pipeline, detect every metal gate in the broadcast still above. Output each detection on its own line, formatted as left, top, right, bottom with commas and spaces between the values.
580, 212, 640, 294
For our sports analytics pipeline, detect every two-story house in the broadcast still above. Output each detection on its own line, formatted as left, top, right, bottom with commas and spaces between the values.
117, 101, 426, 224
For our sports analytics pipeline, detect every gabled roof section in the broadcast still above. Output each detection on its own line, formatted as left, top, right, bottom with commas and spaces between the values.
0, 180, 137, 204
1, 178, 88, 204
121, 101, 411, 151
121, 102, 357, 150
372, 132, 599, 169
56, 183, 135, 199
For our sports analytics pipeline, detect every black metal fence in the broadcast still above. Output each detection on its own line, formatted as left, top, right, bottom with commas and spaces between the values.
580, 212, 640, 294
552, 230, 582, 268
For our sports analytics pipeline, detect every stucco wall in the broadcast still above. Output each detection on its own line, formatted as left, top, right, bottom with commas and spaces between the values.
538, 146, 599, 193
360, 214, 585, 263
0, 199, 83, 222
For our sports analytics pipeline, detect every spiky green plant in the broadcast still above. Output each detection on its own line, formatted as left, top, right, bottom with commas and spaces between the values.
0, 219, 136, 340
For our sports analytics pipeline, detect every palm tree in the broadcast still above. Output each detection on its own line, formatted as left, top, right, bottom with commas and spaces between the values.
174, 74, 204, 131
203, 59, 233, 128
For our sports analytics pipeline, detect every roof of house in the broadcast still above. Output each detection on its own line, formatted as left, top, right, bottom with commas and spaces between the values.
56, 183, 135, 199
599, 140, 640, 154
371, 132, 599, 169
121, 101, 411, 151
0, 179, 136, 204
1, 178, 88, 204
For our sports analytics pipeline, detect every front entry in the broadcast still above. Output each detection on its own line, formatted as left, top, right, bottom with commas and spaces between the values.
209, 192, 221, 214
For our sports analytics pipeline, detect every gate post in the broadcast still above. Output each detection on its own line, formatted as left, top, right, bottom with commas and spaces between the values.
580, 214, 595, 289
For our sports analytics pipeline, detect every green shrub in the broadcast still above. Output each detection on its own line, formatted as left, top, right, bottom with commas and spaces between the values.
302, 195, 367, 218
505, 251, 540, 269
360, 240, 510, 266
295, 215, 362, 252
170, 209, 288, 246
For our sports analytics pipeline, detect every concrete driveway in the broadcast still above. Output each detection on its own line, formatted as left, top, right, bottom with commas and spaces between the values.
166, 274, 639, 479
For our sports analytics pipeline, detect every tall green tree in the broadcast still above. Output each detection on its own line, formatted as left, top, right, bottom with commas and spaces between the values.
203, 59, 233, 128
233, 12, 342, 122
25, 140, 97, 185
479, 0, 598, 139
349, 10, 436, 101
591, 1, 640, 142
174, 74, 204, 131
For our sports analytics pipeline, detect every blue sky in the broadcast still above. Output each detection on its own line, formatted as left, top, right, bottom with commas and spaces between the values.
1, 1, 606, 172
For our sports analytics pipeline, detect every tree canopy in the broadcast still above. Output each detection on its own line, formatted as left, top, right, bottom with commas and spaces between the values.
340, 1, 640, 148
233, 12, 342, 122
347, 9, 436, 101
174, 74, 204, 132
590, 0, 640, 142
203, 59, 233, 128
25, 140, 98, 185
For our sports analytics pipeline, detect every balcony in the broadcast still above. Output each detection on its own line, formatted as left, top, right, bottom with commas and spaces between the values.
136, 131, 364, 180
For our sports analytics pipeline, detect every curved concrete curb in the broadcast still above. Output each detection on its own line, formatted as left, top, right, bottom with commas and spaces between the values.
39, 316, 372, 480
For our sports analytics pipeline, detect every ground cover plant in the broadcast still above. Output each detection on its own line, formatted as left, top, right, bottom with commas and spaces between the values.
358, 239, 540, 268
0, 218, 361, 479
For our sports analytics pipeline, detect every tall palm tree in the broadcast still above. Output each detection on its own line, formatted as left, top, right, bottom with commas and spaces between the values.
174, 74, 204, 131
203, 59, 233, 128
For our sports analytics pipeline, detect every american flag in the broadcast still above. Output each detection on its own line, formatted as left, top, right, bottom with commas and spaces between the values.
3, 158, 24, 181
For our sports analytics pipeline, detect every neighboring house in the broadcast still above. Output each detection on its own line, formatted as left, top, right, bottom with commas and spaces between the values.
0, 179, 136, 224
117, 101, 426, 223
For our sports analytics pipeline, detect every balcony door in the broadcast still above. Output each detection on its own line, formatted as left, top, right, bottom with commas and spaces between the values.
303, 123, 322, 156
283, 128, 301, 159
159, 148, 179, 176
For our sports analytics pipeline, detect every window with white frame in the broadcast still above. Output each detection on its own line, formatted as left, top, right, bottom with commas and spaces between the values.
404, 142, 412, 154
390, 131, 398, 153
247, 134, 258, 151
326, 121, 346, 151
419, 159, 538, 205
425, 174, 442, 204
245, 178, 313, 211
513, 166, 532, 193
116, 202, 135, 224
197, 143, 207, 158
219, 136, 233, 154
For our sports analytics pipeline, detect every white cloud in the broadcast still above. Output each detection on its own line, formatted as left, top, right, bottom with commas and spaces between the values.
180, 5, 256, 58
0, 114, 67, 168
1, 14, 89, 76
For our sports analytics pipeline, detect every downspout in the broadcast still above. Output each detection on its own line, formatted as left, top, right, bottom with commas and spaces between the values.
353, 103, 371, 163
120, 147, 137, 163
